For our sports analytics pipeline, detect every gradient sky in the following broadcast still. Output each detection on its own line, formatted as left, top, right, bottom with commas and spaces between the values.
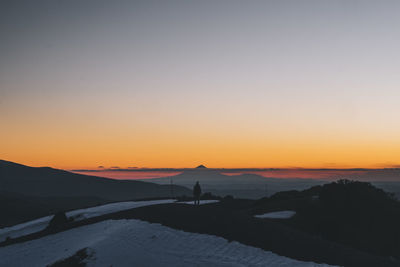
1, 1, 400, 169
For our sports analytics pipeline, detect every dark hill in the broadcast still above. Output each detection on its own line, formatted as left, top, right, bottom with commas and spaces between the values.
252, 179, 400, 259
0, 160, 191, 227
0, 160, 190, 201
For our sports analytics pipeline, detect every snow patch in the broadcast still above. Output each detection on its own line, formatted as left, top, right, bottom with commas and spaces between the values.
0, 219, 335, 267
0, 199, 174, 241
255, 211, 296, 219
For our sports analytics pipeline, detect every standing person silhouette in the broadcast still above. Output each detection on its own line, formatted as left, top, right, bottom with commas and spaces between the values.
193, 181, 202, 205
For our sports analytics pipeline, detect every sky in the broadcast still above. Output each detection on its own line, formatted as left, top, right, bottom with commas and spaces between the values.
1, 0, 400, 169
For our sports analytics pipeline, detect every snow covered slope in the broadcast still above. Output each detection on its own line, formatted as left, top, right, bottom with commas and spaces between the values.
0, 199, 174, 241
0, 219, 335, 267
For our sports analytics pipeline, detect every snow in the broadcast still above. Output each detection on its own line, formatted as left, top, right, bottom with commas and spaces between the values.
0, 219, 335, 267
179, 200, 220, 205
0, 199, 174, 241
255, 211, 296, 219
66, 199, 175, 220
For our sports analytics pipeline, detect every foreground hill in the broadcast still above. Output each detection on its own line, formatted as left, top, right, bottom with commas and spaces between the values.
1, 180, 398, 266
0, 200, 334, 267
252, 179, 400, 259
0, 219, 333, 267
2, 197, 396, 266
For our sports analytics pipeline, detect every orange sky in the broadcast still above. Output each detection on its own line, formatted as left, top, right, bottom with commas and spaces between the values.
1, 122, 399, 169
1, 1, 400, 170
1, 83, 400, 169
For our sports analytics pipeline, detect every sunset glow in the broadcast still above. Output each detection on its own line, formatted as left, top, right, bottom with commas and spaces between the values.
1, 1, 400, 170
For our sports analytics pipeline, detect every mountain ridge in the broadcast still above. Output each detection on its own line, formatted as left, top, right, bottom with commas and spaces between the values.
0, 159, 190, 200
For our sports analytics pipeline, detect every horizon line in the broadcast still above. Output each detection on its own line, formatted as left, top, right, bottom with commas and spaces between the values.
71, 167, 400, 172
2, 159, 400, 172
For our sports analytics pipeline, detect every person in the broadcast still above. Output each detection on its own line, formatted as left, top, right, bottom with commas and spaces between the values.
193, 181, 202, 205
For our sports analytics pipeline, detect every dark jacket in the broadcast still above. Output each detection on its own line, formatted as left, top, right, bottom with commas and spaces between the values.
193, 182, 202, 197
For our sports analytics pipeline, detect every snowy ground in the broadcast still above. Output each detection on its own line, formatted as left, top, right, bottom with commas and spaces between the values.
0, 219, 335, 267
255, 211, 296, 219
0, 199, 174, 241
179, 200, 220, 205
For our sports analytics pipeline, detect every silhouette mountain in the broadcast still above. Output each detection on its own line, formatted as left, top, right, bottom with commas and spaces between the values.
0, 160, 190, 201
196, 165, 207, 169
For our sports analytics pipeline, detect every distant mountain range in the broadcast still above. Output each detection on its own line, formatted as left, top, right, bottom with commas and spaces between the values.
145, 166, 400, 199
145, 168, 326, 199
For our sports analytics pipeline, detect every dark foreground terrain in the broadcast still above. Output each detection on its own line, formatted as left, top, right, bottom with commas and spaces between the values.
120, 198, 399, 267
2, 180, 399, 267
0, 160, 190, 227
